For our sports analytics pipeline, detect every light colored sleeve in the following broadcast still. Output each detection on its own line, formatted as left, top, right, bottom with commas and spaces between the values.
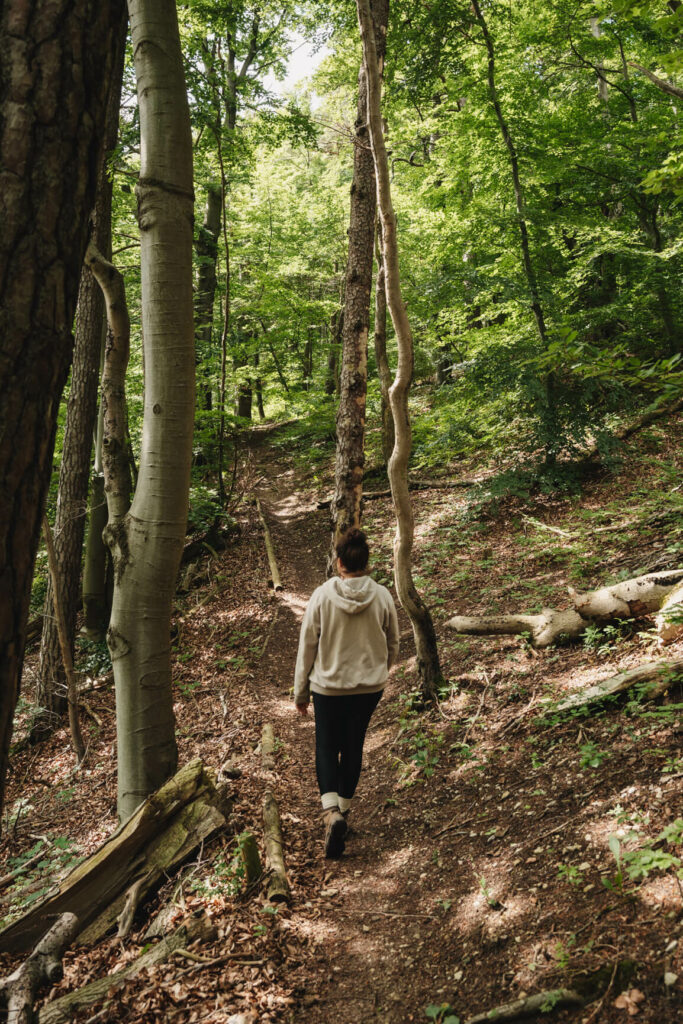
385, 595, 400, 668
293, 593, 320, 704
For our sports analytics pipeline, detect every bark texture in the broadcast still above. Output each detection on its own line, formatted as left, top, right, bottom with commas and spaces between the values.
194, 183, 221, 411
357, 0, 443, 700
36, 15, 127, 730
0, 760, 224, 954
330, 0, 389, 558
374, 219, 394, 467
109, 0, 195, 820
0, 0, 127, 821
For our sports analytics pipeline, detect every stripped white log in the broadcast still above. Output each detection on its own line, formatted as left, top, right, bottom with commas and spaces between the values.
569, 570, 683, 622
446, 609, 586, 648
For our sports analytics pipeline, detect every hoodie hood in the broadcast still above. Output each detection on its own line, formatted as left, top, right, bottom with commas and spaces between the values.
327, 576, 376, 614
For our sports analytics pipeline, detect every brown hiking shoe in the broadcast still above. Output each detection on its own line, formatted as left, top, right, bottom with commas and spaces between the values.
323, 808, 347, 858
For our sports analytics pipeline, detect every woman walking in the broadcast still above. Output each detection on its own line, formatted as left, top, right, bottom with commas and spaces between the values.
294, 528, 399, 857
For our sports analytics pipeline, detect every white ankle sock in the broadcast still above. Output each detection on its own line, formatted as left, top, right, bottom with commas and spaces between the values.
321, 792, 339, 810
338, 797, 351, 813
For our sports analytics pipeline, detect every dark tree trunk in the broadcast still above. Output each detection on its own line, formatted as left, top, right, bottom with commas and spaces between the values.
35, 18, 126, 736
302, 326, 314, 391
325, 309, 342, 396
194, 183, 221, 411
0, 0, 127, 821
254, 351, 265, 420
331, 0, 389, 562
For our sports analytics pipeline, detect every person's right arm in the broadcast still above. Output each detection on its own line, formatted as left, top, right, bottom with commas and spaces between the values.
293, 593, 321, 707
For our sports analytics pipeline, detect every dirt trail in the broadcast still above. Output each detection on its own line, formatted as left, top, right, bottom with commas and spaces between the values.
247, 443, 445, 1024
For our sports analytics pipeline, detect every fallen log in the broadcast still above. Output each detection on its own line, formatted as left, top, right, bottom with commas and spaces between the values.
38, 911, 215, 1024
569, 569, 683, 621
465, 988, 584, 1023
0, 759, 229, 954
239, 832, 263, 887
0, 913, 79, 1024
447, 609, 586, 648
263, 789, 289, 903
545, 657, 683, 716
465, 960, 636, 1024
180, 521, 238, 567
261, 723, 275, 770
656, 580, 683, 644
316, 478, 482, 510
255, 497, 283, 591
447, 570, 683, 648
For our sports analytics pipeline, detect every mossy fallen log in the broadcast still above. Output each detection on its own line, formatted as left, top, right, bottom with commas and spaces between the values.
263, 789, 289, 903
547, 658, 683, 716
0, 760, 229, 954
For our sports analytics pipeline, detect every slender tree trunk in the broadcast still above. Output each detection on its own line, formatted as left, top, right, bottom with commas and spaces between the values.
330, 0, 389, 565
374, 219, 394, 468
194, 183, 221, 412
470, 0, 557, 460
357, 0, 443, 701
36, 16, 127, 733
254, 351, 265, 420
0, 0, 127, 822
42, 516, 85, 763
325, 310, 342, 396
108, 0, 195, 821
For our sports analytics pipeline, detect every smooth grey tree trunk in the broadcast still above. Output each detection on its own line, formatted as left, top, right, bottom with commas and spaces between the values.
107, 0, 195, 821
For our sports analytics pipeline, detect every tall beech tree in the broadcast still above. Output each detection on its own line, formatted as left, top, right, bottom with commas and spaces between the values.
357, 0, 443, 700
330, 0, 389, 559
0, 0, 127, 819
98, 0, 195, 821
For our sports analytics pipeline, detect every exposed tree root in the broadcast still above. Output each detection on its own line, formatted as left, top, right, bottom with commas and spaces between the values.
38, 912, 215, 1024
0, 912, 79, 1024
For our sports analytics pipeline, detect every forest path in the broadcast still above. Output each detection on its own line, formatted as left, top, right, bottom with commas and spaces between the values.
243, 437, 445, 1024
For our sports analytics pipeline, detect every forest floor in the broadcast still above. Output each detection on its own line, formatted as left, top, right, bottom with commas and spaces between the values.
2, 417, 683, 1024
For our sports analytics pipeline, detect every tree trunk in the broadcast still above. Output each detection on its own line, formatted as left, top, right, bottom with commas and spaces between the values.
108, 0, 195, 821
0, 0, 127, 823
470, 0, 556, 461
36, 18, 126, 733
330, 0, 389, 563
194, 182, 221, 411
254, 351, 265, 420
357, 0, 443, 701
374, 219, 394, 468
325, 309, 342, 396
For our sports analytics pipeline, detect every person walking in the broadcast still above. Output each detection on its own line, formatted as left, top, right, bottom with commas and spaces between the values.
294, 528, 400, 857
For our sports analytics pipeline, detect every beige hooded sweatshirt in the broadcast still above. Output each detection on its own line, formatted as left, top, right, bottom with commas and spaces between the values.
293, 576, 400, 704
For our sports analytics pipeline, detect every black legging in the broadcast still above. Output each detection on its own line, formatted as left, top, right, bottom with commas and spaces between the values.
312, 691, 382, 800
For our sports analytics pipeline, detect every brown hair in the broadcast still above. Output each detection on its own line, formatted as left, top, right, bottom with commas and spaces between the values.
335, 528, 369, 573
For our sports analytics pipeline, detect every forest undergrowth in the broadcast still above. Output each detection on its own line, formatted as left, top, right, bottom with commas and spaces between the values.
1, 417, 682, 1024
